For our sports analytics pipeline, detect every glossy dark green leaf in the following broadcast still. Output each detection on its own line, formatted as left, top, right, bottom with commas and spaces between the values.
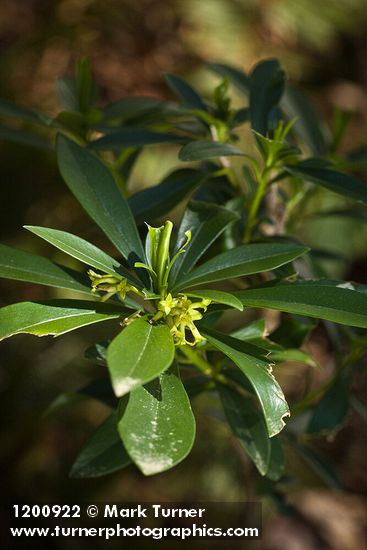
0, 244, 91, 295
56, 135, 145, 266
231, 321, 315, 365
310, 207, 367, 222
187, 290, 243, 311
307, 377, 349, 434
203, 328, 290, 437
0, 125, 52, 150
84, 341, 109, 364
179, 140, 244, 161
270, 316, 317, 348
231, 321, 282, 353
249, 59, 286, 135
56, 77, 79, 112
286, 161, 367, 204
75, 58, 95, 114
294, 443, 342, 489
174, 242, 308, 291
0, 99, 51, 125
222, 367, 254, 394
129, 169, 203, 226
270, 348, 317, 367
169, 200, 239, 284
235, 280, 367, 328
90, 128, 185, 150
70, 412, 131, 478
350, 396, 367, 425
266, 437, 285, 481
218, 384, 270, 475
192, 167, 234, 204
0, 300, 130, 341
118, 149, 141, 185
330, 109, 352, 154
103, 97, 169, 121
282, 86, 330, 155
251, 130, 276, 160
25, 226, 139, 285
208, 63, 250, 95
346, 144, 367, 166
169, 119, 208, 136
54, 111, 86, 136
232, 107, 250, 126
164, 73, 207, 111
107, 318, 175, 397
119, 365, 195, 475
251, 130, 300, 166
231, 319, 268, 343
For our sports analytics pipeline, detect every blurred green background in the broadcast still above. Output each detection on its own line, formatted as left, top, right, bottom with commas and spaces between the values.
1, 1, 367, 548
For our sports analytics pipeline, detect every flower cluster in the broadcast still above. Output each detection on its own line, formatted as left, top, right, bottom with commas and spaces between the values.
88, 270, 210, 346
88, 270, 140, 302
152, 293, 211, 346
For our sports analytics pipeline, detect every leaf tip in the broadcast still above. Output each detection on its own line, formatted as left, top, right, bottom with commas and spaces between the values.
139, 457, 175, 476
112, 376, 139, 398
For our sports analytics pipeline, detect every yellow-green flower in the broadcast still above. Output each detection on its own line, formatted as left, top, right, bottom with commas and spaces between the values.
88, 270, 139, 302
158, 293, 179, 316
155, 293, 211, 346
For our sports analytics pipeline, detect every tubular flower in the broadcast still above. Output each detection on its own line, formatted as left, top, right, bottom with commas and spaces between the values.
153, 293, 211, 346
88, 270, 140, 302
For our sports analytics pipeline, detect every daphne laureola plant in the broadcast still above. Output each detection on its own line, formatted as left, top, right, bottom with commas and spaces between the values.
0, 59, 366, 481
